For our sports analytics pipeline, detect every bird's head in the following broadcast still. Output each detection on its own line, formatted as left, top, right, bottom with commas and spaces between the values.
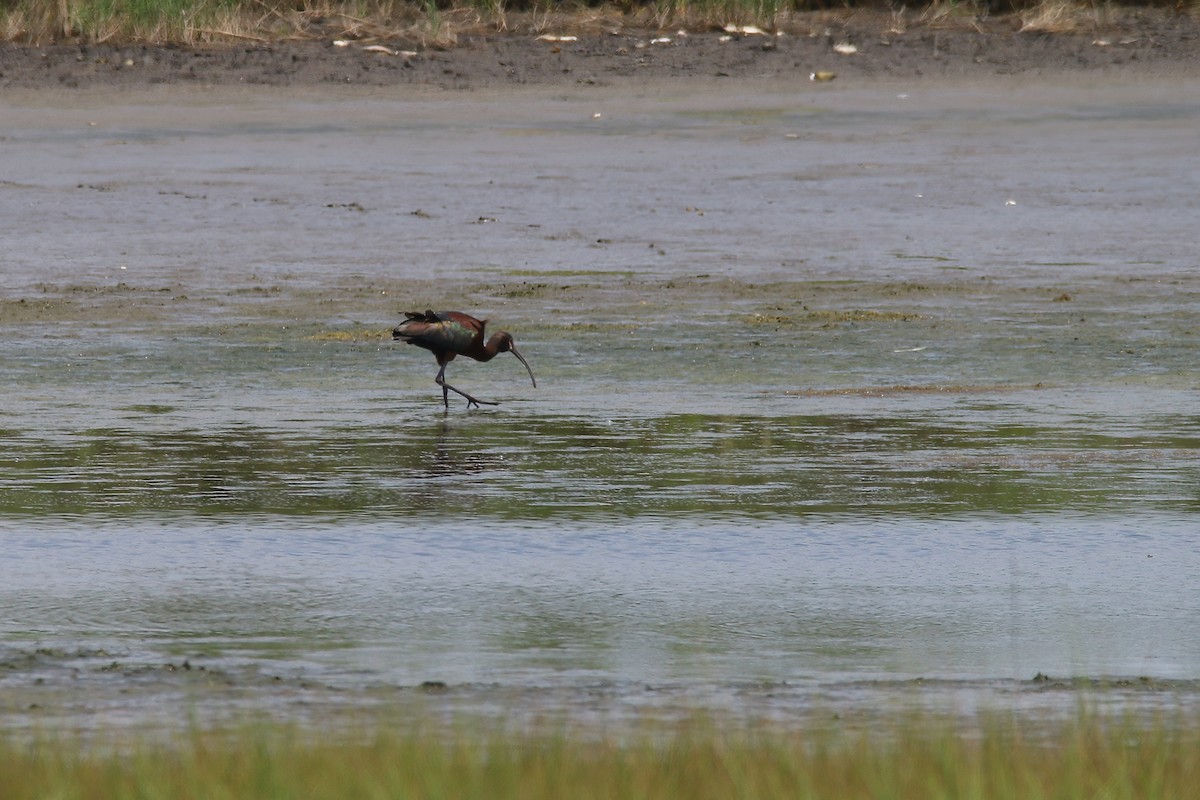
491, 331, 537, 388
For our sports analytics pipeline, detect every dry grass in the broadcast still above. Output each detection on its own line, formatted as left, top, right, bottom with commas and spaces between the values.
0, 0, 1186, 45
917, 0, 985, 29
0, 0, 482, 44
1020, 0, 1083, 31
1, 0, 68, 39
1018, 0, 1117, 31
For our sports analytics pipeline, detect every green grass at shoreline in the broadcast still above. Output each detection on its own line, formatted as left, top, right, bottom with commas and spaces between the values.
3, 713, 1200, 799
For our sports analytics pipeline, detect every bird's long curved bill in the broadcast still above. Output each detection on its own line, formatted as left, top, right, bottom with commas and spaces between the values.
510, 347, 537, 388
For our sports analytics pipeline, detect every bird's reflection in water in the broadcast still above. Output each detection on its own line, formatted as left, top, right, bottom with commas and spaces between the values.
414, 418, 507, 479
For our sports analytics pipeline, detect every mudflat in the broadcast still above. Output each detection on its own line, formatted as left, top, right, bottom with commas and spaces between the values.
2, 5, 1199, 736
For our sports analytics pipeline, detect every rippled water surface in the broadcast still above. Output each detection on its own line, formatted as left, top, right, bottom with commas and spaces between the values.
1, 78, 1198, 732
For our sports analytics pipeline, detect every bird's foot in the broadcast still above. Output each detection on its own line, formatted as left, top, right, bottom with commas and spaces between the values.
464, 396, 500, 409
438, 378, 499, 410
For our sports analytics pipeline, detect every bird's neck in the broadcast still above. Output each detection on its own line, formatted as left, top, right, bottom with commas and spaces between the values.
472, 334, 505, 362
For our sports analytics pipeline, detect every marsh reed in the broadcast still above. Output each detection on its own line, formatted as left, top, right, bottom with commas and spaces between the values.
0, 0, 1173, 45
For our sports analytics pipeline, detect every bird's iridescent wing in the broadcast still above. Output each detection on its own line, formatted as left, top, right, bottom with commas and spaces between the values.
393, 310, 484, 355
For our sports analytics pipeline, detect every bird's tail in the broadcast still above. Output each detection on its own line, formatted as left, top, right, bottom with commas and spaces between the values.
404, 309, 439, 323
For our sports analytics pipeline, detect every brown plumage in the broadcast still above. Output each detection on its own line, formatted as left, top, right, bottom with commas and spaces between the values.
392, 310, 536, 409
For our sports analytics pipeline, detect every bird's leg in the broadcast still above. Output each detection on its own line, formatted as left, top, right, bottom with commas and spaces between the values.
436, 365, 450, 409
435, 365, 499, 409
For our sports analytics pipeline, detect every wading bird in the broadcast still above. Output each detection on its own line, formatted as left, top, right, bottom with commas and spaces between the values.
392, 310, 536, 409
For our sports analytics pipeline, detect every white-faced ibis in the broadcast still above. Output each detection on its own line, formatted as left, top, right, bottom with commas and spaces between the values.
392, 310, 536, 409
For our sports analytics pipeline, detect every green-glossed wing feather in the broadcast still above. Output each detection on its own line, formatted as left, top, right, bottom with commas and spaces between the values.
393, 310, 485, 357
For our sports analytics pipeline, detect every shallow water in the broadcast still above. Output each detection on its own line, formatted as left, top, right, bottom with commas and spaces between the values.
1, 78, 1198, 733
